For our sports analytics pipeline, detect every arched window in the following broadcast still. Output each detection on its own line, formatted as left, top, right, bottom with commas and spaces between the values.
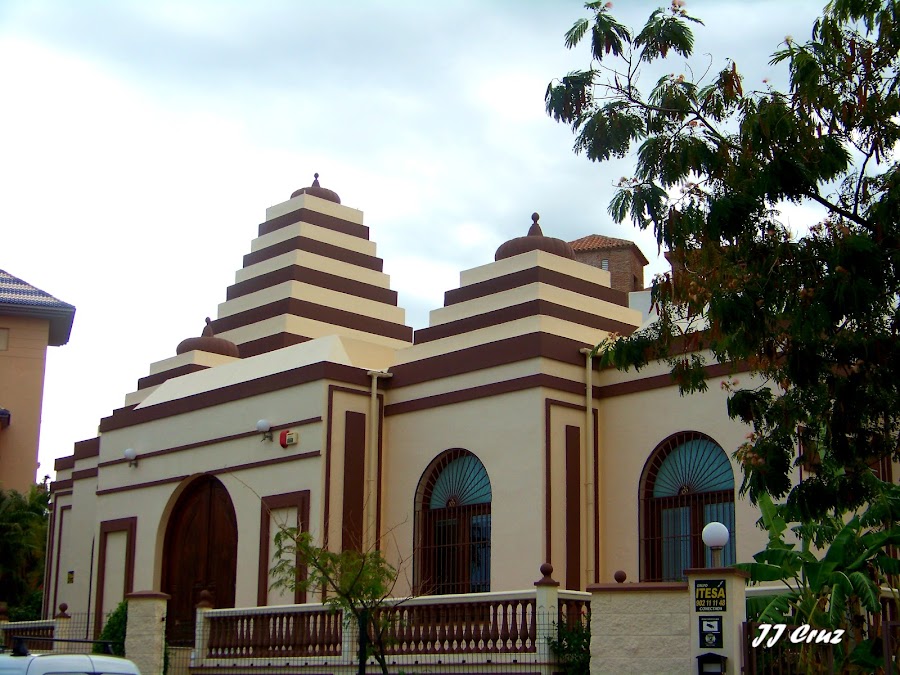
415, 449, 491, 595
640, 433, 735, 581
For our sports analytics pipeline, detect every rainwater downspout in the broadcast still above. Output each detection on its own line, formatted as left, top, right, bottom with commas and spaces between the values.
366, 370, 392, 550
579, 347, 596, 585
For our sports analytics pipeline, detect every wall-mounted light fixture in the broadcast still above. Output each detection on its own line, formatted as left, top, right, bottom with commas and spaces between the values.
256, 419, 273, 442
123, 447, 138, 468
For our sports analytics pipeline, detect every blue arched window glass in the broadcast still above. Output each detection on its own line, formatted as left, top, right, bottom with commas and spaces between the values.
641, 433, 736, 581
415, 450, 491, 594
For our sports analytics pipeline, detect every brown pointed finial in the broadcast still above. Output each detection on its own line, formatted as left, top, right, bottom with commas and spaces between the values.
312, 172, 320, 186
528, 212, 543, 237
202, 317, 214, 337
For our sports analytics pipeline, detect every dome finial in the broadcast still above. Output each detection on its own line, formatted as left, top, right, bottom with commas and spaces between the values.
291, 172, 340, 203
528, 212, 543, 237
494, 211, 575, 261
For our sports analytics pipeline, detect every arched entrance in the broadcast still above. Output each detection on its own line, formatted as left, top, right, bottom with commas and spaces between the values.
161, 475, 238, 644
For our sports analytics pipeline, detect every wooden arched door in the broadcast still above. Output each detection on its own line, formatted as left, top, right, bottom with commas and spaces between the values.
161, 475, 238, 644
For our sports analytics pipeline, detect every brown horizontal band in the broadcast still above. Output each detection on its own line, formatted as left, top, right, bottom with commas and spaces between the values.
595, 361, 746, 398
243, 235, 383, 272
52, 489, 72, 497
99, 361, 371, 432
74, 437, 100, 460
390, 332, 589, 389
95, 450, 321, 496
226, 264, 398, 305
258, 207, 369, 240
49, 479, 73, 492
96, 416, 321, 468
414, 299, 637, 344
72, 467, 99, 481
210, 297, 413, 342
54, 455, 75, 471
137, 363, 209, 390
444, 266, 629, 308
384, 373, 583, 416
237, 332, 310, 358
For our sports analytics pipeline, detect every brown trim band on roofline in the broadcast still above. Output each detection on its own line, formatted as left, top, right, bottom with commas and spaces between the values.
72, 467, 98, 481
594, 361, 749, 398
444, 267, 629, 308
98, 361, 370, 432
226, 265, 399, 306
97, 417, 322, 468
74, 437, 100, 460
54, 455, 75, 471
413, 299, 637, 344
242, 236, 383, 272
391, 333, 589, 389
385, 373, 583, 416
137, 364, 209, 390
258, 207, 369, 240
237, 333, 311, 358
210, 297, 413, 342
49, 479, 73, 492
95, 450, 322, 496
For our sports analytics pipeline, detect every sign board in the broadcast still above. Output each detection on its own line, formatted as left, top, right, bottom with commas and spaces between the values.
694, 579, 726, 612
699, 615, 723, 648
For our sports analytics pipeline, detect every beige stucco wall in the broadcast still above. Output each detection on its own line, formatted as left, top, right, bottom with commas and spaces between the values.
0, 315, 50, 492
383, 388, 546, 596
590, 587, 691, 674
596, 361, 772, 583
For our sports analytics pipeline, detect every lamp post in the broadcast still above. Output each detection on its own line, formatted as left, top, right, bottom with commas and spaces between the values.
702, 522, 729, 568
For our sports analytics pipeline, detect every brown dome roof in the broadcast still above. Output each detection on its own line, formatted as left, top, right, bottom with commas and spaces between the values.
176, 318, 241, 358
495, 213, 576, 261
290, 173, 341, 203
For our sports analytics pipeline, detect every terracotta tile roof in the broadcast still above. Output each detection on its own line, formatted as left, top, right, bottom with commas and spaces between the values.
569, 234, 649, 265
0, 269, 76, 345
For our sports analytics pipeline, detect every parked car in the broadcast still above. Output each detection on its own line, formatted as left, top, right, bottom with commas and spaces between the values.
0, 653, 140, 674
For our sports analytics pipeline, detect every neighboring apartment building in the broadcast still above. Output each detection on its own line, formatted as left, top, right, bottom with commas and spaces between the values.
46, 176, 769, 642
0, 270, 75, 493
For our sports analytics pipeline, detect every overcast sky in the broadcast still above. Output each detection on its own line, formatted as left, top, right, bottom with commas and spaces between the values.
0, 0, 826, 480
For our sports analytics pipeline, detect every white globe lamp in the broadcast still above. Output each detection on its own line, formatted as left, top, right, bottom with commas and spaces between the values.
702, 521, 730, 567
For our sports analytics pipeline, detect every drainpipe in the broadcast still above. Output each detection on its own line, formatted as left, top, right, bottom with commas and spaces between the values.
579, 347, 596, 586
366, 370, 392, 550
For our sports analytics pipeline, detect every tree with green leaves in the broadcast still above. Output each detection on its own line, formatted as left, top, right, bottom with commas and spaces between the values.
546, 0, 900, 522
737, 489, 900, 671
270, 529, 401, 675
0, 484, 50, 620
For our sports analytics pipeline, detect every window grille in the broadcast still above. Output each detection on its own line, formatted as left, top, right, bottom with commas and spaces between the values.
640, 432, 736, 581
415, 449, 491, 595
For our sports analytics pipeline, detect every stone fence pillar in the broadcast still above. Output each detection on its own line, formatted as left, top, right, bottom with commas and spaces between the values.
534, 562, 560, 669
588, 571, 691, 674
125, 591, 170, 675
685, 567, 748, 674
54, 603, 73, 652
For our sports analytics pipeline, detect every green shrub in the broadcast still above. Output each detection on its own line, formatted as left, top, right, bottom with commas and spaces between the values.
94, 601, 126, 656
548, 618, 590, 675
